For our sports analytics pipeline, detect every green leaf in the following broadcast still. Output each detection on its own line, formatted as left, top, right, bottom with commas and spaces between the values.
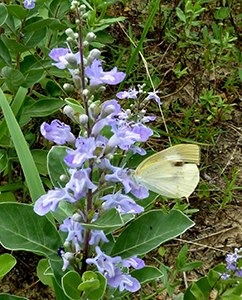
65, 98, 85, 114
81, 208, 123, 230
0, 4, 8, 26
23, 19, 53, 34
23, 98, 64, 117
0, 149, 8, 172
0, 294, 29, 300
0, 88, 45, 202
0, 253, 16, 281
0, 40, 11, 67
24, 27, 47, 49
62, 271, 82, 300
31, 149, 48, 175
0, 202, 62, 260
111, 210, 194, 259
131, 266, 163, 284
179, 261, 203, 272
37, 259, 55, 290
0, 192, 16, 203
2, 67, 27, 95
25, 69, 45, 88
176, 7, 186, 23
1, 35, 26, 55
47, 146, 70, 188
79, 271, 106, 300
6, 5, 28, 20
214, 7, 232, 20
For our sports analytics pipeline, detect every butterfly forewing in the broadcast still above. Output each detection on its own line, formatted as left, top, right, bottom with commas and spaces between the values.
135, 144, 200, 198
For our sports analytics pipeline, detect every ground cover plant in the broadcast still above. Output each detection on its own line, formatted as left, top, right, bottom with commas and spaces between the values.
0, 0, 242, 299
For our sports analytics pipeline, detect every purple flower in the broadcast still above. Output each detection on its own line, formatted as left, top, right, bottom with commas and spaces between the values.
226, 263, 237, 271
101, 191, 144, 214
235, 269, 242, 277
34, 188, 76, 216
107, 125, 141, 151
122, 256, 145, 269
85, 59, 126, 87
132, 124, 153, 142
106, 266, 141, 292
226, 249, 242, 264
145, 91, 162, 105
89, 230, 109, 246
219, 273, 230, 280
23, 0, 35, 9
66, 168, 97, 200
49, 48, 80, 70
60, 216, 85, 244
104, 164, 149, 199
64, 137, 96, 167
40, 120, 75, 145
116, 88, 138, 99
86, 246, 121, 277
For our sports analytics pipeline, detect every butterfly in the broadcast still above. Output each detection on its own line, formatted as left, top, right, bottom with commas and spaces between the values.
134, 144, 200, 198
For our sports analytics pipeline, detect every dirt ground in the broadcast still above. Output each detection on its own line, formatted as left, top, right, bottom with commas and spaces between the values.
1, 0, 242, 299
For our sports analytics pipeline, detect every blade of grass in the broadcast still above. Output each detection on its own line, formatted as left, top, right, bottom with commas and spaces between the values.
0, 86, 27, 140
118, 0, 161, 91
0, 87, 45, 202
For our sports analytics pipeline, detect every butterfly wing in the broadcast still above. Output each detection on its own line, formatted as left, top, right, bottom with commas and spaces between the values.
135, 144, 200, 198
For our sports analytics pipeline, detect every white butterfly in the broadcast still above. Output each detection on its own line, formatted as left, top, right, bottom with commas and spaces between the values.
134, 144, 200, 198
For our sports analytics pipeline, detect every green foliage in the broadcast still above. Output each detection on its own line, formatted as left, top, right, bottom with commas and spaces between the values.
0, 253, 16, 282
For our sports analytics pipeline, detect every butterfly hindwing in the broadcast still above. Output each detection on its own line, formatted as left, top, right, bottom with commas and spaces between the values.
135, 144, 200, 198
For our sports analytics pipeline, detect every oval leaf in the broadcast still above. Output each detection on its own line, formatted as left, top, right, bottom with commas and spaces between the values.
111, 210, 194, 259
0, 202, 62, 260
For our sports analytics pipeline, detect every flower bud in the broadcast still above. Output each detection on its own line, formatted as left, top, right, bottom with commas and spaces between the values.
74, 33, 79, 39
72, 213, 83, 222
86, 32, 96, 42
90, 103, 100, 119
65, 53, 78, 67
66, 37, 74, 43
65, 28, 75, 38
63, 83, 74, 93
101, 104, 115, 118
87, 48, 101, 65
83, 41, 89, 48
79, 114, 89, 125
83, 89, 89, 97
98, 86, 106, 93
63, 105, 75, 117
79, 4, 86, 10
71, 0, 78, 8
105, 153, 113, 160
60, 174, 69, 182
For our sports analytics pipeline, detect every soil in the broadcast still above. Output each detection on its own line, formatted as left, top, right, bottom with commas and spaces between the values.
1, 0, 242, 299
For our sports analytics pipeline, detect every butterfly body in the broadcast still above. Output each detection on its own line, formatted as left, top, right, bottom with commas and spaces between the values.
134, 144, 200, 198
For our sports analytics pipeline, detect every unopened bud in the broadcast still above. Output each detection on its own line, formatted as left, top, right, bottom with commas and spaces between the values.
71, 0, 78, 8
98, 86, 106, 93
101, 104, 115, 118
63, 105, 75, 117
79, 4, 86, 10
65, 53, 77, 67
66, 37, 74, 43
90, 103, 100, 119
74, 33, 79, 39
86, 32, 96, 42
83, 41, 89, 48
79, 114, 89, 125
60, 174, 69, 182
72, 213, 83, 222
63, 83, 74, 93
65, 28, 75, 38
87, 48, 101, 65
83, 89, 89, 97
105, 153, 113, 160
